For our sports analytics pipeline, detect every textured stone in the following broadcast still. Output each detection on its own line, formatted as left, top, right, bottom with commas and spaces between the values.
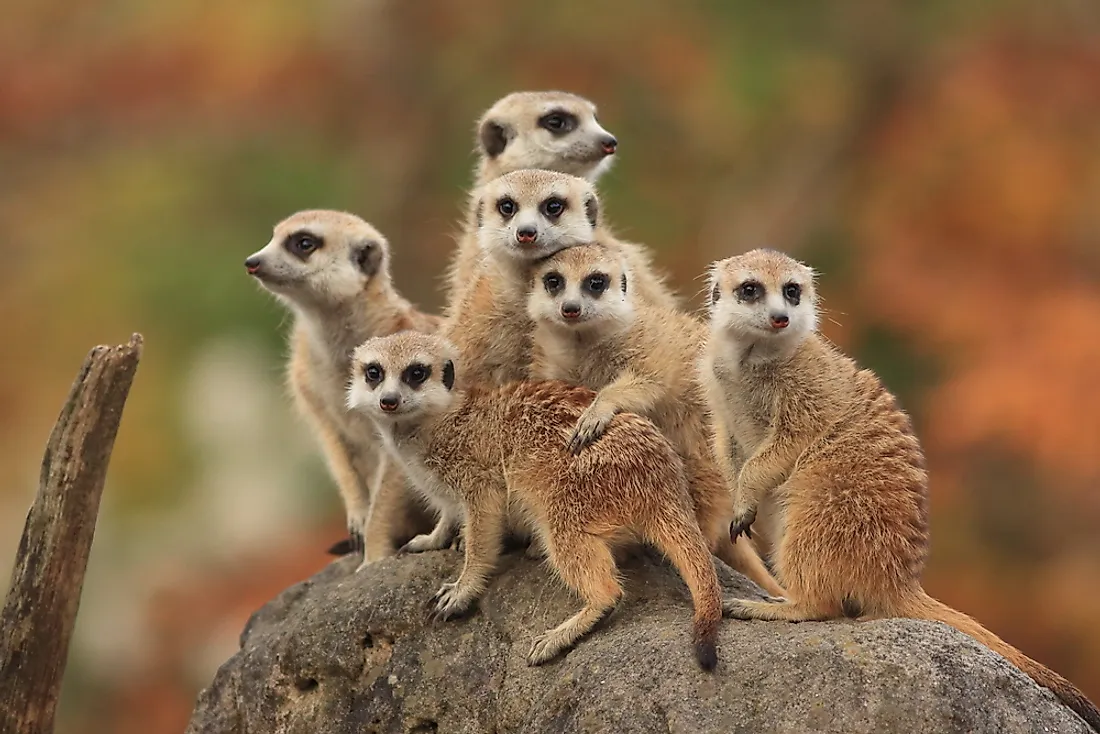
186, 549, 1088, 733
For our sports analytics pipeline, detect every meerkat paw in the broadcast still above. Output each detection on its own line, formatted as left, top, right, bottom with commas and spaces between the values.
729, 506, 758, 542
568, 405, 616, 455
428, 582, 478, 622
527, 630, 574, 666
398, 532, 451, 555
722, 598, 755, 620
452, 526, 465, 553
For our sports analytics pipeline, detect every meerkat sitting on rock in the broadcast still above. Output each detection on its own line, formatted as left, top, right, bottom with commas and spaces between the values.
346, 331, 723, 670
244, 210, 437, 564
444, 168, 675, 391
442, 90, 676, 312
701, 248, 1100, 730
526, 244, 784, 598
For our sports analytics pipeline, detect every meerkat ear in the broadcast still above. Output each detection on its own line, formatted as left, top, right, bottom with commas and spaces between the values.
442, 360, 455, 390
584, 195, 599, 228
354, 241, 383, 278
620, 272, 628, 294
475, 199, 484, 229
479, 119, 510, 158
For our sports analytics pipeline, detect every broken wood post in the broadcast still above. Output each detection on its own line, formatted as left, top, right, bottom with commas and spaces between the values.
0, 333, 143, 734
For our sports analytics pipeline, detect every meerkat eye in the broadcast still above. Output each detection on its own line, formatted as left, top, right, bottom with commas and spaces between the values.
538, 110, 577, 134
737, 281, 763, 301
402, 362, 431, 388
585, 273, 610, 295
285, 231, 322, 259
497, 197, 517, 218
364, 363, 384, 386
543, 272, 565, 294
541, 197, 566, 218
783, 282, 802, 305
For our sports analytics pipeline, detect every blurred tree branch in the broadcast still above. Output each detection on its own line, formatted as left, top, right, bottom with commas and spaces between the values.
0, 334, 143, 734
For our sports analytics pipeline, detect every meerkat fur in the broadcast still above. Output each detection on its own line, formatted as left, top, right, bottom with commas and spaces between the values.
526, 244, 784, 598
700, 248, 1100, 730
346, 331, 723, 670
244, 210, 437, 564
442, 91, 677, 313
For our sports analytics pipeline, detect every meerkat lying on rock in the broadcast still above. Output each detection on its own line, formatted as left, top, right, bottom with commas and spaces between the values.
244, 210, 437, 564
346, 331, 723, 670
701, 248, 1100, 730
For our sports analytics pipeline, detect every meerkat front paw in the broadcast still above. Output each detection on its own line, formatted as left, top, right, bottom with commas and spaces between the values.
428, 582, 477, 622
729, 505, 757, 541
398, 532, 450, 554
568, 405, 616, 454
527, 630, 572, 666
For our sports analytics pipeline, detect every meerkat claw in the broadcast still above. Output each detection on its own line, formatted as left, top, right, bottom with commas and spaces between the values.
429, 583, 476, 622
729, 508, 757, 542
568, 409, 613, 455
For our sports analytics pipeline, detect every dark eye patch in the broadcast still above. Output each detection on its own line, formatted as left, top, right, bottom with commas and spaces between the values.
584, 272, 610, 297
497, 197, 517, 218
543, 271, 565, 294
736, 280, 764, 302
284, 230, 323, 260
540, 197, 567, 218
538, 109, 578, 135
402, 362, 432, 388
783, 282, 802, 306
364, 362, 384, 386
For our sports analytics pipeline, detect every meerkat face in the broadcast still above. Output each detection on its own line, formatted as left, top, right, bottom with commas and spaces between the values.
477, 91, 618, 182
244, 210, 389, 307
346, 332, 458, 427
475, 169, 599, 264
708, 249, 818, 344
527, 245, 633, 332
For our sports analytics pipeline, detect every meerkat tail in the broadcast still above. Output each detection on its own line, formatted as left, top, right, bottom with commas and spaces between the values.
896, 590, 1100, 731
648, 518, 723, 671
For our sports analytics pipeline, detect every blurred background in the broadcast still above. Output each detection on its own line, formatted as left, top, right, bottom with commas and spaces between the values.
2, 0, 1099, 731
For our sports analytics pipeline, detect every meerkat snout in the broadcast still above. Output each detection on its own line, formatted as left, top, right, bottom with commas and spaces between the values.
769, 311, 789, 329
244, 255, 263, 275
599, 135, 618, 155
379, 393, 401, 412
561, 301, 582, 319
516, 225, 538, 244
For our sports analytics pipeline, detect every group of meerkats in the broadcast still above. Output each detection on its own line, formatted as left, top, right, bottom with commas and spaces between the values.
244, 90, 1099, 727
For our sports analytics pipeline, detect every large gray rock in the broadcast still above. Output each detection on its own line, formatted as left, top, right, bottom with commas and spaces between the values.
186, 549, 1088, 733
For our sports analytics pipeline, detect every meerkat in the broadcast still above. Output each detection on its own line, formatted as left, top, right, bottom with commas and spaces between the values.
442, 90, 676, 311
700, 248, 1100, 730
526, 244, 785, 598
444, 168, 675, 391
244, 210, 437, 564
346, 331, 723, 670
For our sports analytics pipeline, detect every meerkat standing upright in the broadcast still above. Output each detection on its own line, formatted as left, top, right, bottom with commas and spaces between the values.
526, 244, 784, 598
244, 210, 437, 563
700, 248, 1100, 730
346, 331, 723, 670
442, 91, 676, 312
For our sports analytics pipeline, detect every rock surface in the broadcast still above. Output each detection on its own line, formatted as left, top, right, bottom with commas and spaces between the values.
186, 549, 1089, 733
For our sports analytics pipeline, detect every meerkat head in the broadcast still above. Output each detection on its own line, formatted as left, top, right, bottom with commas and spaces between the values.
244, 210, 390, 309
475, 169, 599, 264
346, 331, 459, 428
708, 248, 818, 347
476, 91, 618, 183
527, 243, 633, 333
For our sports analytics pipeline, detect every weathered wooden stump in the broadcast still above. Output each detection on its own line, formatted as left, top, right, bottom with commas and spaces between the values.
0, 334, 143, 734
